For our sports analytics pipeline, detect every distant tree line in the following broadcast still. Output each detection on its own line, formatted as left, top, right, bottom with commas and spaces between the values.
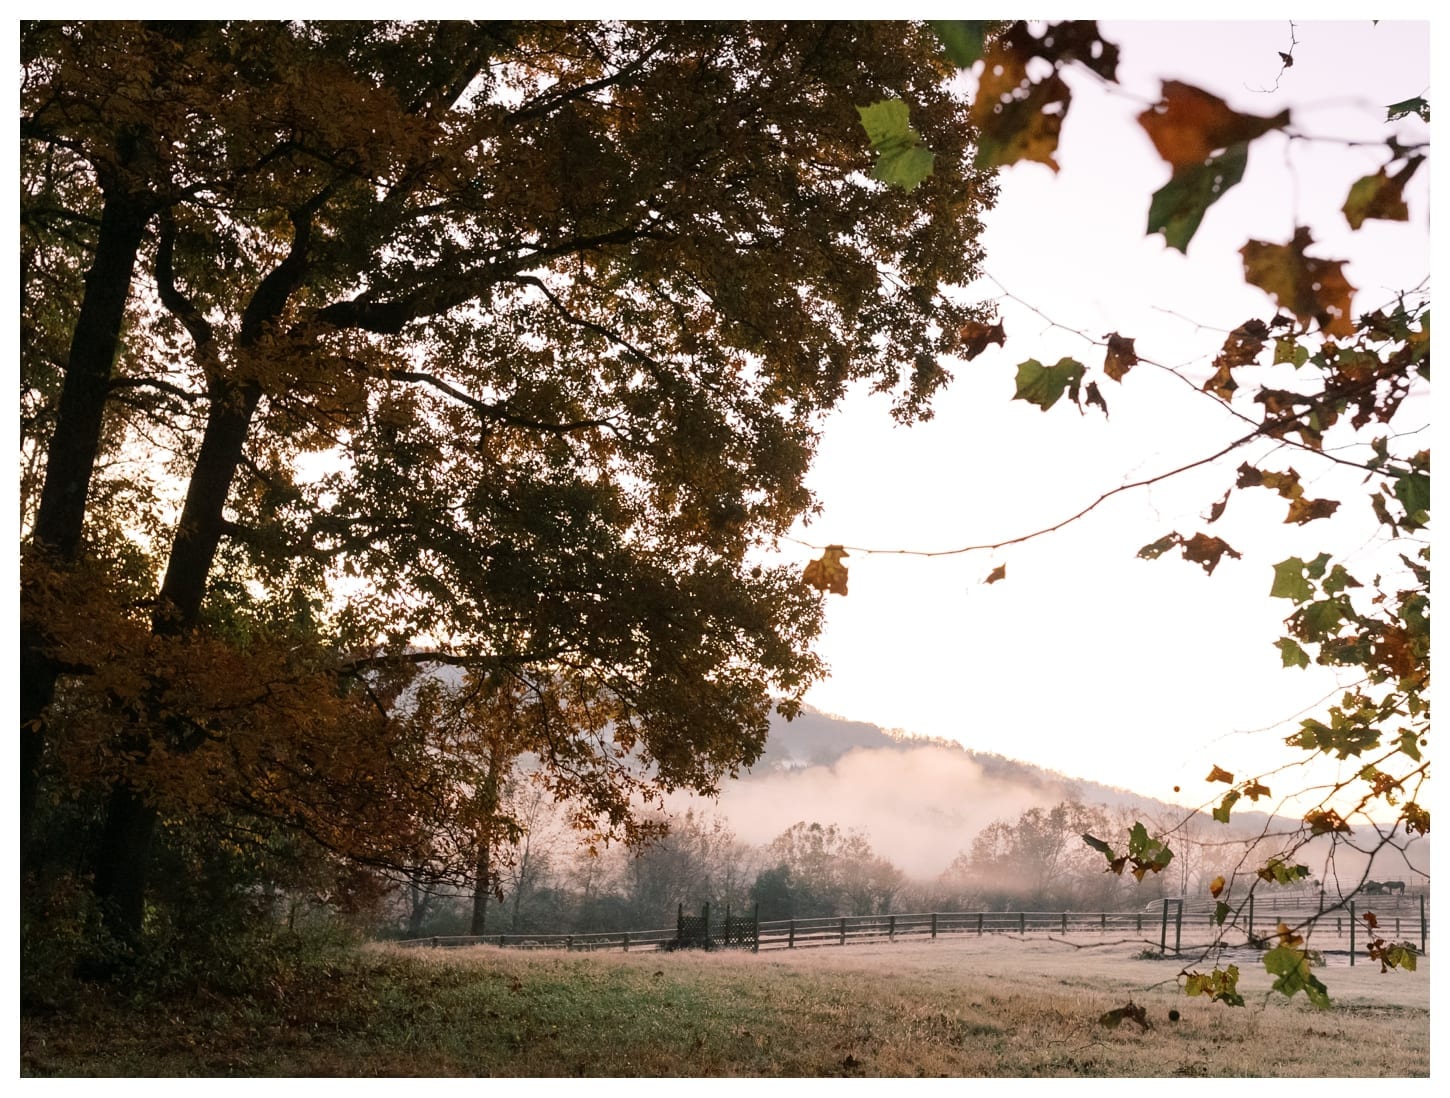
363, 797, 1280, 940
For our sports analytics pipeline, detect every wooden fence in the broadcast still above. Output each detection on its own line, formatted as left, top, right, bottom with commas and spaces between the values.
400, 893, 1428, 962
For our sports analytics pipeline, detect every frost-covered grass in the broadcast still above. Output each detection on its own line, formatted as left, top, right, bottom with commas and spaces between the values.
21, 935, 1428, 1076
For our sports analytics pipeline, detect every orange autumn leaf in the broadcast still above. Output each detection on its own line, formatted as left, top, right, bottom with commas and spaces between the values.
1138, 81, 1290, 170
1243, 780, 1272, 801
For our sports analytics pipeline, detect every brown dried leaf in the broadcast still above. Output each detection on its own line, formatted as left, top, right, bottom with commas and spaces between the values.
1343, 156, 1421, 230
958, 319, 1007, 360
1099, 1002, 1151, 1031
1103, 332, 1138, 381
1202, 319, 1270, 401
1284, 497, 1340, 525
1205, 489, 1231, 524
971, 52, 1070, 171
1180, 532, 1242, 575
802, 546, 850, 596
1206, 764, 1235, 784
1241, 228, 1357, 338
1305, 808, 1352, 835
984, 564, 1007, 585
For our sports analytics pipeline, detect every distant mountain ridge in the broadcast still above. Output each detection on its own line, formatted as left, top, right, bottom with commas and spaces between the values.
753, 704, 1168, 813
726, 704, 1427, 883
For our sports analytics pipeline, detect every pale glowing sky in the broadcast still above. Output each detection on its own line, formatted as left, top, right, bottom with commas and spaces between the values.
773, 19, 1431, 813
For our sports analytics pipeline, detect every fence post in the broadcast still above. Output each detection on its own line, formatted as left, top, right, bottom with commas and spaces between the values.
977, 913, 984, 936
566, 935, 573, 952
1137, 912, 1142, 933
1159, 901, 1169, 954
1061, 912, 1068, 935
931, 913, 938, 940
1421, 894, 1427, 955
840, 917, 846, 946
889, 914, 896, 942
788, 919, 795, 948
704, 902, 711, 949
1019, 912, 1025, 934
623, 932, 629, 952
1349, 900, 1356, 966
1247, 894, 1255, 945
1174, 900, 1183, 956
754, 904, 760, 953
498, 934, 505, 948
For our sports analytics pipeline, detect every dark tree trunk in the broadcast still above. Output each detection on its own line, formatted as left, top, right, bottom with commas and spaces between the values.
470, 842, 491, 937
406, 881, 433, 939
91, 380, 263, 940
91, 784, 159, 945
154, 381, 263, 629
91, 203, 311, 942
20, 191, 149, 873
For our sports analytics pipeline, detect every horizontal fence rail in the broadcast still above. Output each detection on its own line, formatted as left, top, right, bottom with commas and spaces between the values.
399, 893, 1428, 962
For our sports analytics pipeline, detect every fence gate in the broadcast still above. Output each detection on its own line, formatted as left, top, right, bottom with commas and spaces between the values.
673, 903, 759, 951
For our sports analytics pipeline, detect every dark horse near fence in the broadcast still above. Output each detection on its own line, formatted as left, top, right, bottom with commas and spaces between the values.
1363, 880, 1408, 895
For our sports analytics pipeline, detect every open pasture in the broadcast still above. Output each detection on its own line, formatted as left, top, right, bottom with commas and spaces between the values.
21, 933, 1428, 1077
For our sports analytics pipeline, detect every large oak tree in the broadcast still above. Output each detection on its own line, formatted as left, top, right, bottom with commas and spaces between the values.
20, 21, 995, 942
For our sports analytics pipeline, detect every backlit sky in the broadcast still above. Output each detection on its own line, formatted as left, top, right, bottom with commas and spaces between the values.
772, 19, 1430, 813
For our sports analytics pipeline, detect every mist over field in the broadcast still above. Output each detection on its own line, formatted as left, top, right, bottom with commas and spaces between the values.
712, 746, 1035, 876
671, 706, 1430, 887
666, 706, 1139, 877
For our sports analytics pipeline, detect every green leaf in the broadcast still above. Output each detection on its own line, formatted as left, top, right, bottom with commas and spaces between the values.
1385, 944, 1418, 972
1263, 945, 1331, 1008
1392, 471, 1430, 529
1273, 338, 1309, 367
1137, 534, 1179, 561
1276, 637, 1310, 669
1146, 143, 1248, 252
929, 20, 992, 68
1295, 599, 1346, 642
1184, 965, 1244, 1007
1212, 788, 1240, 824
874, 145, 935, 191
1214, 901, 1232, 926
1386, 96, 1430, 122
1258, 859, 1310, 886
1013, 357, 1086, 411
857, 99, 936, 192
1342, 158, 1421, 230
1398, 728, 1423, 763
1270, 557, 1315, 603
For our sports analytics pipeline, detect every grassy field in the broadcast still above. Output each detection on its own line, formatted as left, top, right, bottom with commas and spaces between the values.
21, 934, 1429, 1077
